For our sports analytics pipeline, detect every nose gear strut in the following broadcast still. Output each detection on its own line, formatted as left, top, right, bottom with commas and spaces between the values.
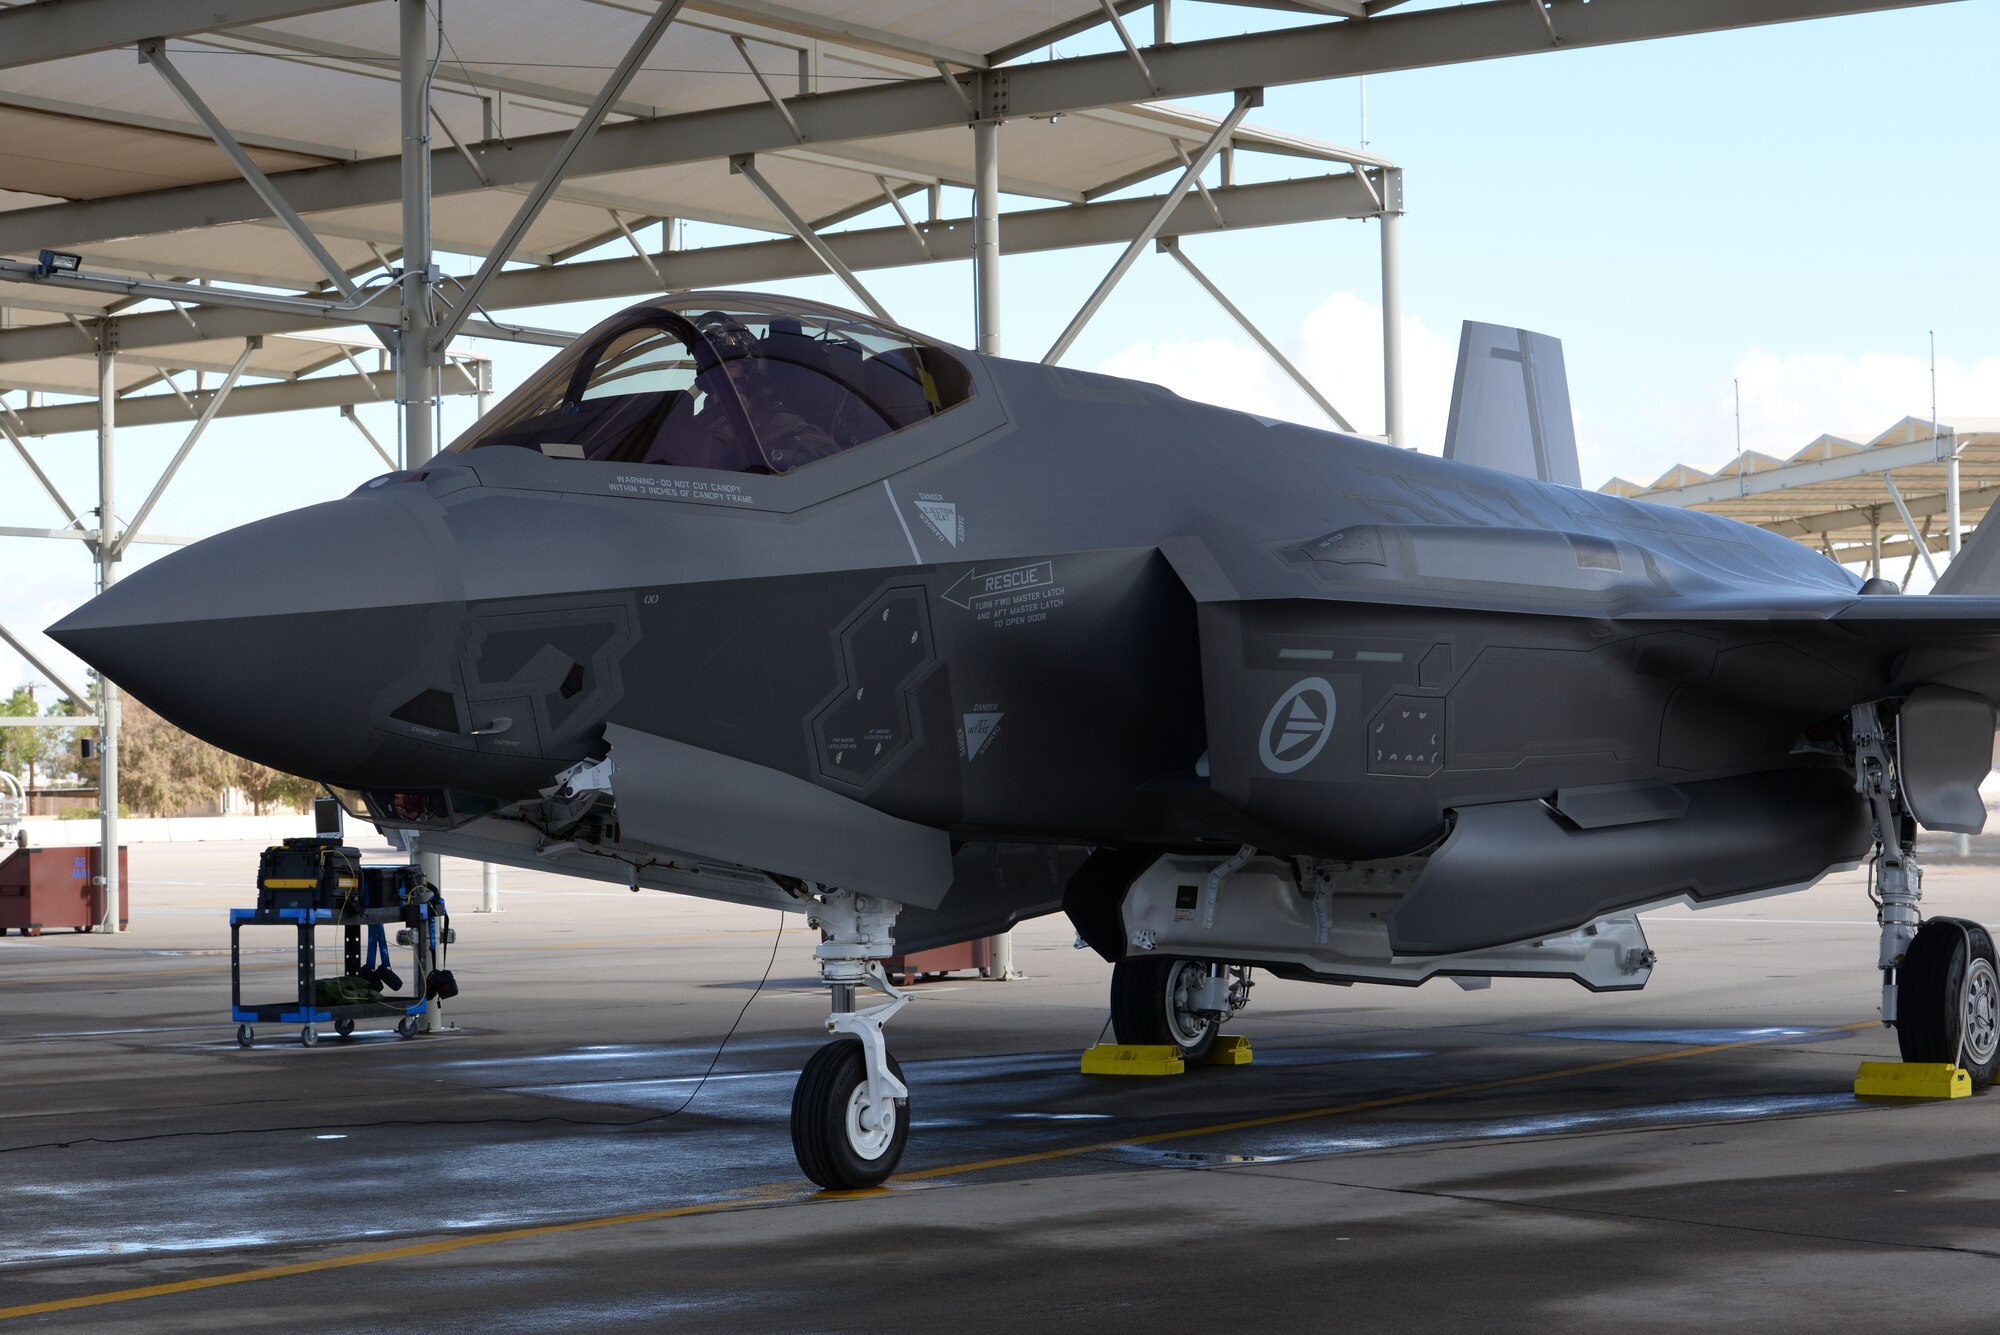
793, 890, 911, 1189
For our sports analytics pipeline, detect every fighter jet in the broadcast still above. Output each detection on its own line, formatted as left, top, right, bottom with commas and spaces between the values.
51, 293, 2000, 1189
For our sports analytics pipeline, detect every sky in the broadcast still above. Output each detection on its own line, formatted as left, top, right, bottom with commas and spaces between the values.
4, 0, 1997, 696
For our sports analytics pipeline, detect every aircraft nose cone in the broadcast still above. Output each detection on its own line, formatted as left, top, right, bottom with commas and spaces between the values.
48, 489, 461, 782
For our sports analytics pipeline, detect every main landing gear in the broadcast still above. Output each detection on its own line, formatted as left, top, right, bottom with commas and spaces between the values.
1110, 956, 1252, 1063
792, 891, 910, 1190
1853, 703, 1999, 1089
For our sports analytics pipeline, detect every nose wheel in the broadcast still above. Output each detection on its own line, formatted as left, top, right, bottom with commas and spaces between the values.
791, 1038, 909, 1189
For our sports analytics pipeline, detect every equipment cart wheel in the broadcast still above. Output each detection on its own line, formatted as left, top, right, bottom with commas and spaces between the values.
1898, 919, 2000, 1088
236, 1024, 254, 1048
300, 1025, 318, 1048
1111, 956, 1221, 1063
396, 1016, 417, 1039
791, 1038, 908, 1190
334, 1019, 355, 1039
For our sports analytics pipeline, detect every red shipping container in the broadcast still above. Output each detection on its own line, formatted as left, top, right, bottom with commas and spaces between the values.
0, 845, 130, 936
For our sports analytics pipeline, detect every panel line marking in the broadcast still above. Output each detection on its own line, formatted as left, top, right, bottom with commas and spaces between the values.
883, 479, 923, 563
0, 1021, 1876, 1322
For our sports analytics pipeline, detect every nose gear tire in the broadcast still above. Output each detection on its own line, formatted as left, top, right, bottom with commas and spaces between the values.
791, 1037, 909, 1190
1896, 918, 2000, 1089
1110, 956, 1221, 1063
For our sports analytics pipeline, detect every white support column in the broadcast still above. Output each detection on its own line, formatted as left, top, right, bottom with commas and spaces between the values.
1950, 435, 1968, 858
399, 0, 436, 469
95, 335, 120, 933
481, 861, 500, 914
1947, 437, 1963, 559
1378, 168, 1405, 447
974, 118, 1012, 975
972, 119, 1001, 356
401, 1, 443, 941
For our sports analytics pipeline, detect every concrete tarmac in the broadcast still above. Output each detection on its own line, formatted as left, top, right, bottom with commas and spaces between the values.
1, 841, 1996, 1331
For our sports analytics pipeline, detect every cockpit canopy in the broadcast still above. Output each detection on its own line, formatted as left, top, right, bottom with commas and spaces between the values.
446, 295, 974, 474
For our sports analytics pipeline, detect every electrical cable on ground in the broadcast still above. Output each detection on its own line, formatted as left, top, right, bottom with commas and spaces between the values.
0, 912, 792, 1155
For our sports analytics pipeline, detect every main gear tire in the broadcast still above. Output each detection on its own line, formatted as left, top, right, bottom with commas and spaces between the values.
791, 1038, 909, 1190
1110, 956, 1220, 1063
1897, 918, 1999, 1089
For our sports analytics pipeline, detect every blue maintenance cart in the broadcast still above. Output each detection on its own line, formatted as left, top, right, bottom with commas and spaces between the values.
228, 889, 448, 1048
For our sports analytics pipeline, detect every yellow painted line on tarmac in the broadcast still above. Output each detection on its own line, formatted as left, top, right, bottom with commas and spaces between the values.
0, 1020, 1878, 1322
0, 1190, 797, 1321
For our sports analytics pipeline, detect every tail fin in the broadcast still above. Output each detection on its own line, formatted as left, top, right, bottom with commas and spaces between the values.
1442, 321, 1582, 488
1932, 503, 2000, 594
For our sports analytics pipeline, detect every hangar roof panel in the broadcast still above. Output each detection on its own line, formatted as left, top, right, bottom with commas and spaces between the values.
1600, 418, 2000, 570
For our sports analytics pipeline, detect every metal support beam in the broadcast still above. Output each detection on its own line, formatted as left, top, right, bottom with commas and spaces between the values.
1159, 238, 1352, 431
609, 212, 667, 288
731, 156, 895, 323
0, 410, 82, 524
0, 525, 190, 546
876, 177, 931, 261
1098, 0, 1160, 95
0, 263, 574, 351
341, 404, 398, 471
733, 35, 805, 141
138, 41, 358, 299
0, 622, 91, 710
1883, 474, 1940, 584
972, 121, 1001, 356
1379, 167, 1405, 445
5, 368, 480, 437
115, 339, 259, 557
433, 0, 689, 348
1043, 89, 1257, 365
96, 340, 121, 933
0, 174, 1377, 365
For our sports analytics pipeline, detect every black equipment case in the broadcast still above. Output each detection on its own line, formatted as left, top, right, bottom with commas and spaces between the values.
256, 837, 363, 915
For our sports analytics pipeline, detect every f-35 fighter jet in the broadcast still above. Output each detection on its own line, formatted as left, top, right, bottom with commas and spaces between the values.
52, 294, 2000, 1188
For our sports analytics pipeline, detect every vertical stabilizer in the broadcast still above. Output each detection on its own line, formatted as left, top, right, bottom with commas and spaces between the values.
1443, 322, 1582, 487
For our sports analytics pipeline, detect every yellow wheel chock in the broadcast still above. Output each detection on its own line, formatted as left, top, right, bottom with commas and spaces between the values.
1200, 1034, 1255, 1066
1853, 1061, 1971, 1099
1080, 1035, 1255, 1076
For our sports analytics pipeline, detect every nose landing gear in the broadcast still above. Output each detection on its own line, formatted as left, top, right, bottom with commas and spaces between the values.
792, 891, 911, 1190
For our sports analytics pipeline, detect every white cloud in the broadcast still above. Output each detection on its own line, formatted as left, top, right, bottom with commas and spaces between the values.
1097, 290, 1458, 450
